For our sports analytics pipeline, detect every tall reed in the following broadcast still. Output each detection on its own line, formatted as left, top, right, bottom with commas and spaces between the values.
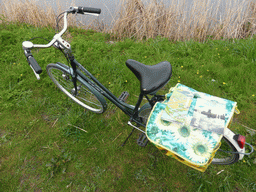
0, 0, 255, 41
111, 0, 256, 41
0, 0, 78, 28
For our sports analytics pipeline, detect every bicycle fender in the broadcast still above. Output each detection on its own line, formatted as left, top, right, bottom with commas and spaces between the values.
224, 128, 245, 160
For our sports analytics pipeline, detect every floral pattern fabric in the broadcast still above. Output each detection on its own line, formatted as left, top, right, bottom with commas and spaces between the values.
146, 83, 239, 172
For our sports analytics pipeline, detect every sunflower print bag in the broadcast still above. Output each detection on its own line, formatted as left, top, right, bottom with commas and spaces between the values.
146, 83, 239, 172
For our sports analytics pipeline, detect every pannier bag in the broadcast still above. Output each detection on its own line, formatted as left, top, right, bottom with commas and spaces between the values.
146, 83, 240, 172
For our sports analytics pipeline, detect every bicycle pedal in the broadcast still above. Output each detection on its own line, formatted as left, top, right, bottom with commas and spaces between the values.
137, 133, 149, 147
118, 91, 129, 103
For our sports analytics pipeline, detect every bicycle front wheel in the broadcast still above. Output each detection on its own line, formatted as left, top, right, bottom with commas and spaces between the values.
138, 102, 239, 165
46, 64, 106, 113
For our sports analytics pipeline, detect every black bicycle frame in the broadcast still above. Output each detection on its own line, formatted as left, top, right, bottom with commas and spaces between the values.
62, 57, 145, 126
66, 58, 162, 127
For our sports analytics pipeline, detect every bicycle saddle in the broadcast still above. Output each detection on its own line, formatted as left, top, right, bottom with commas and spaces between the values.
126, 59, 172, 95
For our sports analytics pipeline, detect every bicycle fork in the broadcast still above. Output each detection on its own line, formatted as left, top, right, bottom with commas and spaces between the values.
67, 52, 79, 96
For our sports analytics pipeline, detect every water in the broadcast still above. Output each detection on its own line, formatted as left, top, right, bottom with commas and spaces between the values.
42, 0, 253, 26
1, 0, 254, 28
37, 0, 122, 27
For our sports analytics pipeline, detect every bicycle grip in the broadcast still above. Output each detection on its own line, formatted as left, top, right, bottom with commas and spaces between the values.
28, 56, 42, 74
78, 6, 101, 14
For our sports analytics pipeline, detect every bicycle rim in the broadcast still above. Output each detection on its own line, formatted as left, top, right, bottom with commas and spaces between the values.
46, 64, 105, 113
211, 136, 239, 165
138, 102, 239, 165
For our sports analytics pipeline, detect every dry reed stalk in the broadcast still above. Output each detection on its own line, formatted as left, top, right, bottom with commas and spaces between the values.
0, 0, 108, 32
0, 0, 77, 28
0, 0, 255, 41
111, 0, 256, 41
213, 0, 248, 39
0, 0, 56, 27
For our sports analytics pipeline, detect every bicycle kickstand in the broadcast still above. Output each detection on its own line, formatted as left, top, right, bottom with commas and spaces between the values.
121, 128, 136, 147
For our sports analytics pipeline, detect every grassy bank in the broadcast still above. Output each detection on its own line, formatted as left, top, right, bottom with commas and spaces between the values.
0, 22, 256, 191
0, 0, 256, 41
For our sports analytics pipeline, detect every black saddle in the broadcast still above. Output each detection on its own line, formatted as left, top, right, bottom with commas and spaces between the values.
126, 59, 172, 95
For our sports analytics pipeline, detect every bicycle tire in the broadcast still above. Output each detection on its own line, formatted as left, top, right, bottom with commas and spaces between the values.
138, 102, 239, 165
46, 63, 106, 113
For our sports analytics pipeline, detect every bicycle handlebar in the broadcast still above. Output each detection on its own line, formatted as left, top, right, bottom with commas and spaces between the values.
27, 54, 42, 74
23, 40, 42, 75
77, 6, 101, 14
22, 6, 101, 79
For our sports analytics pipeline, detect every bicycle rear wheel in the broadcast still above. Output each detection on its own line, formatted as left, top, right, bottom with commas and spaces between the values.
46, 64, 106, 113
211, 136, 239, 165
138, 102, 239, 165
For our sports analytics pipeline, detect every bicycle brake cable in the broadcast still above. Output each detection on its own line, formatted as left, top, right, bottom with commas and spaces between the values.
59, 48, 71, 67
56, 11, 66, 33
28, 37, 51, 42
218, 142, 254, 155
55, 11, 74, 77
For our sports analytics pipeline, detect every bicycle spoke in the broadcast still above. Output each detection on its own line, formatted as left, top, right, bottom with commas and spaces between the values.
78, 96, 102, 107
52, 70, 101, 106
46, 64, 105, 113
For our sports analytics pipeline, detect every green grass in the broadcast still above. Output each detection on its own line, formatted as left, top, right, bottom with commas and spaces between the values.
0, 22, 256, 191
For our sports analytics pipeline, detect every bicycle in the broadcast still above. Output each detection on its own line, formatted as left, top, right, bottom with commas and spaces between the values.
22, 6, 253, 165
